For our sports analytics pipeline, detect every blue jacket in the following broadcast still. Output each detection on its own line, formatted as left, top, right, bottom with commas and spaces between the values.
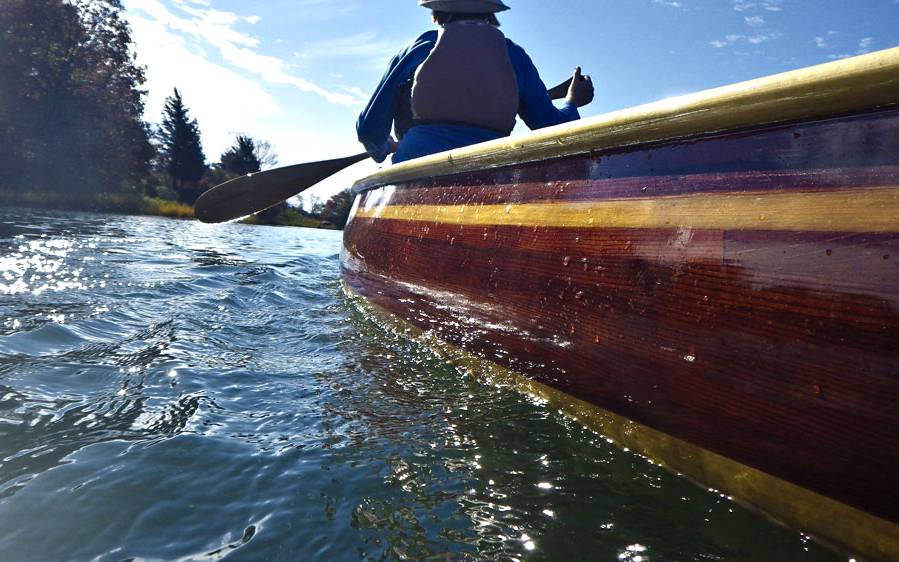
357, 30, 580, 164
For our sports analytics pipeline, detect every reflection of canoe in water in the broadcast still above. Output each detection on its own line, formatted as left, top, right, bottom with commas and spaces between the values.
341, 47, 899, 561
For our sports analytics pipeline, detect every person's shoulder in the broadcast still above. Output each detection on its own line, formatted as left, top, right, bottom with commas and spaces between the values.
415, 30, 439, 43
504, 37, 533, 64
407, 30, 439, 51
387, 30, 437, 67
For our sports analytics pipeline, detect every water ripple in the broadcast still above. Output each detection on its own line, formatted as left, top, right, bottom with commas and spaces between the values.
0, 210, 843, 562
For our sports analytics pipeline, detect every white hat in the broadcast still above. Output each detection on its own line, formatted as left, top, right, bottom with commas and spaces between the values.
419, 0, 510, 14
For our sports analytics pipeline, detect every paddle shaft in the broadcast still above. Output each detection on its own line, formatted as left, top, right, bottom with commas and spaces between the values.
547, 77, 573, 101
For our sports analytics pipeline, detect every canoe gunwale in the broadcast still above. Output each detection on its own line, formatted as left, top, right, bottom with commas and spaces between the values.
352, 47, 899, 195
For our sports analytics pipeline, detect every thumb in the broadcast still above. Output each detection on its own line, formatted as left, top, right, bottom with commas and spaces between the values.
573, 66, 583, 80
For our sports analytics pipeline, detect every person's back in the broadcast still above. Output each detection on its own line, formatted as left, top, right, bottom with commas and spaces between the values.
411, 21, 519, 135
356, 0, 594, 164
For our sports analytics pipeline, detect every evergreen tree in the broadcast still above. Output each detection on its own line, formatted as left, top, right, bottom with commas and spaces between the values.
220, 135, 262, 176
158, 88, 206, 199
0, 0, 153, 200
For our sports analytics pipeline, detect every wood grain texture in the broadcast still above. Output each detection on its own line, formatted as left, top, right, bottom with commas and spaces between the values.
342, 107, 899, 560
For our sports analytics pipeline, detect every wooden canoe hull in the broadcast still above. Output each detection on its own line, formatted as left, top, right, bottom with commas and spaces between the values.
342, 109, 899, 560
342, 50, 899, 560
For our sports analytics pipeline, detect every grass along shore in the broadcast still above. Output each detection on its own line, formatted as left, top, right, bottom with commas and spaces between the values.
0, 189, 194, 219
0, 189, 338, 228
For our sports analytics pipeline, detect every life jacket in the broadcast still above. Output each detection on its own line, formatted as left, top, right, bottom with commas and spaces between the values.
411, 22, 519, 135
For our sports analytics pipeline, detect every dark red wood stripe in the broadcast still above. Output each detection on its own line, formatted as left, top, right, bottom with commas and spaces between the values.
349, 217, 898, 305
368, 167, 899, 207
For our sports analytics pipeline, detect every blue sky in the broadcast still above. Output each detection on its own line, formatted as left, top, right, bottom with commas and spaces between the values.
123, 0, 898, 201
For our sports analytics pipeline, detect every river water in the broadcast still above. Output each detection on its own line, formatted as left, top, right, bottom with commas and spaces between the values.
0, 209, 845, 562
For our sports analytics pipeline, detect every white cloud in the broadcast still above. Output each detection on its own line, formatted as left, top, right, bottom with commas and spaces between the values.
125, 0, 363, 107
733, 1, 782, 12
341, 86, 368, 99
827, 37, 877, 61
744, 15, 765, 27
126, 11, 283, 160
652, 0, 683, 8
124, 0, 373, 169
709, 32, 777, 48
286, 0, 359, 21
295, 31, 405, 71
858, 37, 874, 54
712, 2, 780, 50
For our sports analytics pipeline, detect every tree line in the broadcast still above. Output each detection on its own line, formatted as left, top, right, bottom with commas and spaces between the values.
0, 0, 354, 228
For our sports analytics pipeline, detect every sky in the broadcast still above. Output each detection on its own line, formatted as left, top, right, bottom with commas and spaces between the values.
122, 0, 899, 203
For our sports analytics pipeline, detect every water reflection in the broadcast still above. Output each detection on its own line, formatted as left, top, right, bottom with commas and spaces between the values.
188, 247, 248, 269
310, 298, 843, 561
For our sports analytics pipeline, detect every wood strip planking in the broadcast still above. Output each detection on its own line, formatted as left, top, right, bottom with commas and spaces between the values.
347, 217, 899, 301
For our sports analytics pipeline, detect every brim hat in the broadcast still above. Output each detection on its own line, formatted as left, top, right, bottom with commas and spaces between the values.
419, 0, 510, 14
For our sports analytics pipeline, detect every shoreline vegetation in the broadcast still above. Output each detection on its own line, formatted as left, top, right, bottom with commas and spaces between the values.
0, 189, 193, 219
0, 188, 341, 228
0, 0, 354, 230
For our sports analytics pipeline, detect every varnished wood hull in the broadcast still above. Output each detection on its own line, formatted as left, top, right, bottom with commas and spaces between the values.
341, 49, 899, 560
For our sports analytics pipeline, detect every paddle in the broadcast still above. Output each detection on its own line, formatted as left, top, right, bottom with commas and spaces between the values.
195, 78, 576, 224
194, 153, 369, 224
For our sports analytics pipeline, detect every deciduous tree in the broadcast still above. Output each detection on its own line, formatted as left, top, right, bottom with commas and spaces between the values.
0, 0, 153, 200
320, 190, 355, 229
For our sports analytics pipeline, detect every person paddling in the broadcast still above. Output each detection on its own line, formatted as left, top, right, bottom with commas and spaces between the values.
357, 0, 595, 164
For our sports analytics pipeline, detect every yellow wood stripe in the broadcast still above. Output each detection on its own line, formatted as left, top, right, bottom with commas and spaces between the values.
343, 282, 899, 562
355, 186, 899, 232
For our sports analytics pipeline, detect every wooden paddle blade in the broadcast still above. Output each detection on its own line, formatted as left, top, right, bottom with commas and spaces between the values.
548, 78, 572, 101
195, 152, 369, 223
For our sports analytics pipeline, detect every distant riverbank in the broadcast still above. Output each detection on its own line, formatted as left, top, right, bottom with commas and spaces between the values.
0, 189, 336, 229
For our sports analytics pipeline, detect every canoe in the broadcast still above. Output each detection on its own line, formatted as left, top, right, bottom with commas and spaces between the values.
340, 47, 899, 560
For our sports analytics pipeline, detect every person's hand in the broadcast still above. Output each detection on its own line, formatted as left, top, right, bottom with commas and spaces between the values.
566, 66, 594, 108
388, 137, 399, 154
